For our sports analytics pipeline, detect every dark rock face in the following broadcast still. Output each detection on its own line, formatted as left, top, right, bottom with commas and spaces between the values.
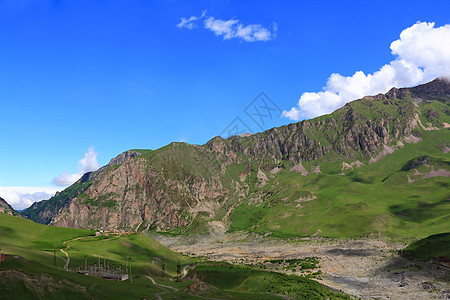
424, 109, 440, 121
367, 78, 450, 102
406, 78, 450, 99
21, 78, 450, 231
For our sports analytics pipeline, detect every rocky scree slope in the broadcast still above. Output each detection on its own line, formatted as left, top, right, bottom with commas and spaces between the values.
21, 78, 450, 237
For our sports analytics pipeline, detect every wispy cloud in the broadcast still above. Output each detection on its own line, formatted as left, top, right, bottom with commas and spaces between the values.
0, 186, 63, 210
282, 22, 450, 120
177, 10, 277, 42
53, 147, 100, 186
177, 10, 207, 29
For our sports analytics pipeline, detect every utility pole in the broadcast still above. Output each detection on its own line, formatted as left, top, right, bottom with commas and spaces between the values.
177, 260, 181, 282
161, 261, 166, 283
85, 255, 87, 272
129, 257, 133, 284
53, 251, 57, 268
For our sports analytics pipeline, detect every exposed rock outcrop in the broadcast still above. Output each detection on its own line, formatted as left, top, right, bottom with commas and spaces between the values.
21, 78, 450, 231
0, 197, 19, 216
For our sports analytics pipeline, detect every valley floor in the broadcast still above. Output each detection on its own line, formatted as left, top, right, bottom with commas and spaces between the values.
152, 232, 450, 299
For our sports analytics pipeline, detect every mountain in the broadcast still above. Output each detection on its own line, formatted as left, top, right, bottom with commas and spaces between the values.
0, 197, 19, 216
22, 78, 450, 238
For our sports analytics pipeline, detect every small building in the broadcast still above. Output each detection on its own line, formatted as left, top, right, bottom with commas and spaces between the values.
77, 270, 89, 275
102, 273, 128, 281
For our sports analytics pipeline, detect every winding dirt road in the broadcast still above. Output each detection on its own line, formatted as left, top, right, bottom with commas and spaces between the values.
59, 236, 92, 272
146, 274, 179, 300
59, 247, 70, 271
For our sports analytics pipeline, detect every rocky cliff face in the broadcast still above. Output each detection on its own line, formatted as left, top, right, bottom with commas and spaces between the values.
0, 197, 19, 216
22, 78, 450, 234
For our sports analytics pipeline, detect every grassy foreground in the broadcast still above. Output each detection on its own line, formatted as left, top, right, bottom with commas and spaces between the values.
0, 213, 349, 299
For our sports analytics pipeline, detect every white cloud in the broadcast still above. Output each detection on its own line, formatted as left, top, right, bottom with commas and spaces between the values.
282, 22, 450, 120
51, 171, 82, 186
0, 147, 100, 210
177, 11, 277, 42
0, 186, 63, 210
53, 147, 100, 186
177, 10, 207, 29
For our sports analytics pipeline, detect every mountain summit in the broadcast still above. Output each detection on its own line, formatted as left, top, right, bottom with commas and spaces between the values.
22, 79, 450, 238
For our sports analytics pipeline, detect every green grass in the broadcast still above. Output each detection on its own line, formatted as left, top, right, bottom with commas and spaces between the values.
0, 212, 93, 251
229, 128, 450, 239
0, 213, 191, 299
400, 232, 450, 262
192, 262, 350, 300
1, 213, 349, 299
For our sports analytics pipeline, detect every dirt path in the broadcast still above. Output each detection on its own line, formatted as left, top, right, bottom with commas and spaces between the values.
59, 236, 92, 272
153, 234, 450, 299
146, 274, 179, 300
181, 264, 196, 279
59, 247, 70, 271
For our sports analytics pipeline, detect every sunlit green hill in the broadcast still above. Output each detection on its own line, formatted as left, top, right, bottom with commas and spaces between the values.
0, 213, 349, 299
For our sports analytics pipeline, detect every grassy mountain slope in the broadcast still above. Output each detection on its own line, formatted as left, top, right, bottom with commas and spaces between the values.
0, 213, 348, 299
230, 129, 449, 238
21, 78, 450, 239
399, 232, 450, 263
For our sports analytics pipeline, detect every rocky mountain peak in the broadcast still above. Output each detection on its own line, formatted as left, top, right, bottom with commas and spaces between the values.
407, 77, 450, 98
107, 150, 141, 167
367, 77, 450, 101
387, 77, 450, 100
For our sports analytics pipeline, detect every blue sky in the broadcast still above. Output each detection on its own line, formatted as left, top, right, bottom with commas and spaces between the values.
1, 0, 449, 209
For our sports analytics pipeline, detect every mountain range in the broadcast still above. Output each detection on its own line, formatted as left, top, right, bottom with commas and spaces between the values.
20, 78, 450, 238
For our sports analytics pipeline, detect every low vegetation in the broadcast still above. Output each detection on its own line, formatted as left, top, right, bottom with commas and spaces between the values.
0, 213, 349, 299
192, 262, 349, 300
400, 232, 450, 263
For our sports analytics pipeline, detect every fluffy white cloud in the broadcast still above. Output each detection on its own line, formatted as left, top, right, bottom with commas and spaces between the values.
282, 22, 450, 120
0, 186, 63, 210
53, 147, 100, 186
177, 11, 277, 42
